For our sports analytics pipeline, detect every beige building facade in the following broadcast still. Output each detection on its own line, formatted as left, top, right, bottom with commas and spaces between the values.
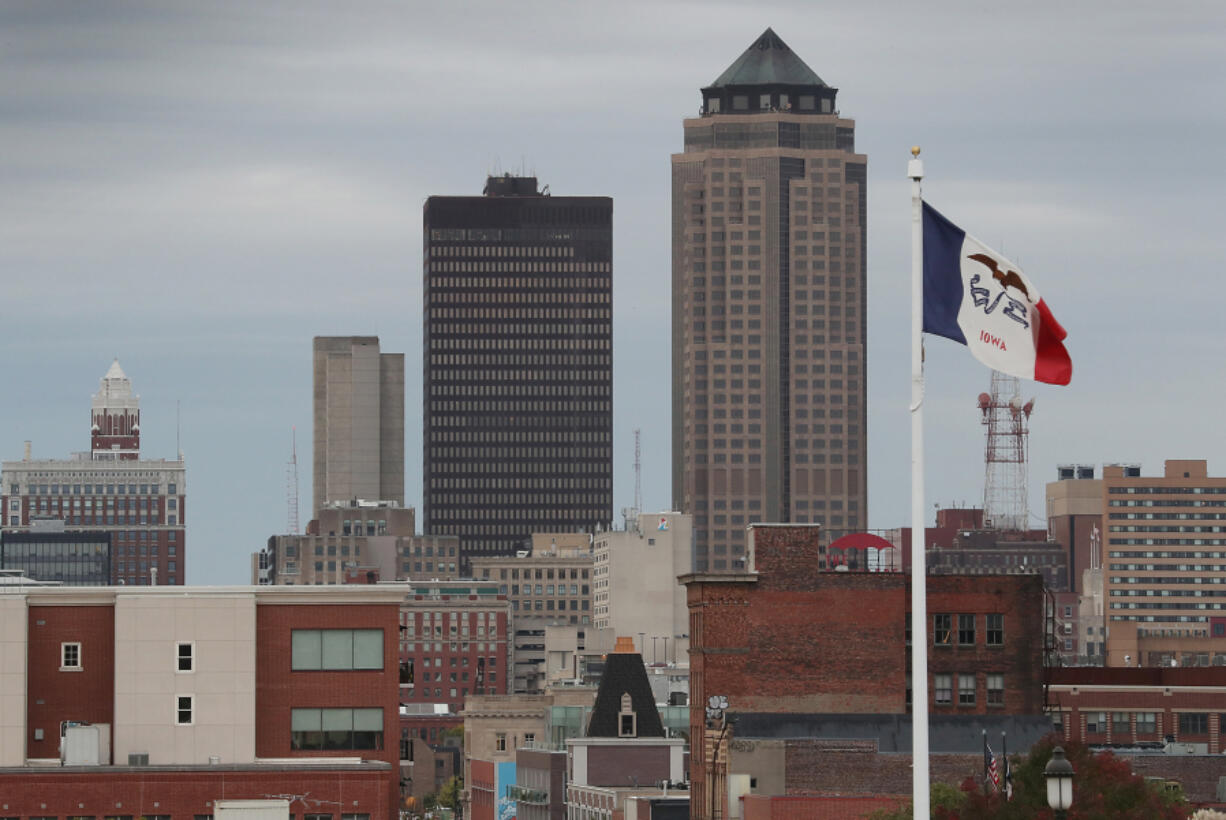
593, 512, 692, 664
1103, 460, 1226, 665
312, 336, 404, 517
672, 29, 868, 571
112, 589, 258, 765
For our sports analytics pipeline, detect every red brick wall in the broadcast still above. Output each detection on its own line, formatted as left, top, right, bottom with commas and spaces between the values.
0, 765, 390, 817
741, 793, 907, 820
686, 526, 1046, 820
585, 744, 671, 787
26, 604, 115, 760
783, 740, 985, 796
1048, 670, 1226, 751
470, 758, 496, 820
920, 575, 1046, 715
255, 602, 401, 816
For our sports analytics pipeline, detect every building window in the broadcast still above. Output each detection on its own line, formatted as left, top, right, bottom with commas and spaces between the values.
957, 614, 976, 645
1112, 712, 1131, 735
933, 614, 952, 646
61, 642, 82, 670
1136, 712, 1157, 734
986, 613, 1004, 646
1086, 711, 1106, 733
291, 629, 384, 671
986, 674, 1004, 706
495, 732, 507, 751
176, 695, 194, 725
1178, 713, 1208, 735
291, 708, 383, 750
958, 674, 975, 706
618, 692, 637, 737
933, 674, 952, 705
177, 642, 194, 673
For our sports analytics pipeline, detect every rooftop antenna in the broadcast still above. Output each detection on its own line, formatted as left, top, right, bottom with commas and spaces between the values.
286, 427, 300, 534
978, 372, 1033, 531
176, 400, 181, 460
633, 428, 643, 517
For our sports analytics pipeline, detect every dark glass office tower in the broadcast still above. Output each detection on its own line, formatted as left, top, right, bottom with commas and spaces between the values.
423, 176, 613, 569
672, 29, 869, 571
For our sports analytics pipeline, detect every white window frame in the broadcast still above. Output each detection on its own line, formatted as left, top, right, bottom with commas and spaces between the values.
176, 641, 195, 673
61, 642, 82, 671
175, 694, 194, 726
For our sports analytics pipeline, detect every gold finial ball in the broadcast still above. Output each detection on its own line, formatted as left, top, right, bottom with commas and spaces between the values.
910, 146, 921, 157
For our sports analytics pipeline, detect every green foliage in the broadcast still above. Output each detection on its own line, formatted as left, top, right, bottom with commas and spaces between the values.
437, 775, 463, 810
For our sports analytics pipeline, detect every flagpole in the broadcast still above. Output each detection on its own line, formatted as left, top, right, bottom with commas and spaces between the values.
908, 146, 931, 820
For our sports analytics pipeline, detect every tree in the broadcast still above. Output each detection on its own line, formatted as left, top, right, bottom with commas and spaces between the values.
951, 737, 1187, 820
437, 775, 463, 810
869, 737, 1188, 820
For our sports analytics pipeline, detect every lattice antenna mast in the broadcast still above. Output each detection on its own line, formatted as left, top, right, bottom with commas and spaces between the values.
978, 372, 1033, 531
633, 428, 643, 516
286, 426, 300, 535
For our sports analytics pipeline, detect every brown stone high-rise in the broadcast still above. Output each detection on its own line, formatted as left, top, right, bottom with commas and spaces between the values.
672, 29, 867, 571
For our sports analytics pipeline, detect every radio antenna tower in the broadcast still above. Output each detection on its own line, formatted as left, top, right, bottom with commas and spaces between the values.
633, 428, 642, 516
286, 427, 300, 535
978, 372, 1033, 531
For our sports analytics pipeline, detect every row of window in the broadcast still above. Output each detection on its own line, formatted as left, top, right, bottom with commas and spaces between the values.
511, 600, 589, 612
10, 483, 178, 496
1110, 486, 1226, 495
1071, 711, 1223, 735
930, 673, 1005, 706
291, 630, 383, 671
62, 641, 194, 673
290, 708, 384, 750
927, 613, 1006, 647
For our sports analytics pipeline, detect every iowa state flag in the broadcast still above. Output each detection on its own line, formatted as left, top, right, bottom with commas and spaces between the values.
922, 202, 1072, 385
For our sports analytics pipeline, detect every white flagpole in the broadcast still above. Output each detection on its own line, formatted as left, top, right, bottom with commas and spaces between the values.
908, 146, 931, 820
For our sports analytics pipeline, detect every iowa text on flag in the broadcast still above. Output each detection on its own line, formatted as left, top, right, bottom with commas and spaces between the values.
922, 202, 1072, 385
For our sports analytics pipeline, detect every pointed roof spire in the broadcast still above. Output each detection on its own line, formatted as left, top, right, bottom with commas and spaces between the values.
708, 28, 826, 88
105, 358, 127, 381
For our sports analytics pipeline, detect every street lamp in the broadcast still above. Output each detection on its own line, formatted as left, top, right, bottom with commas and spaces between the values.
1044, 746, 1075, 819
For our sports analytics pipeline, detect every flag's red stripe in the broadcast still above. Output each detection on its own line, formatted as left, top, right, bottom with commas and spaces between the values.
1034, 299, 1073, 385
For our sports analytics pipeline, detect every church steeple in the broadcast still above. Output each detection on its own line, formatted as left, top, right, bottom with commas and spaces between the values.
700, 28, 837, 116
91, 358, 140, 460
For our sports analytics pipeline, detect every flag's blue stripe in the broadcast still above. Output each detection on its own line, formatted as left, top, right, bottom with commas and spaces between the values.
922, 202, 967, 345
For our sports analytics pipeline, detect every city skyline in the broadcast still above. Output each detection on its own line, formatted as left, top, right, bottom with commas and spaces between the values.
3, 2, 1223, 584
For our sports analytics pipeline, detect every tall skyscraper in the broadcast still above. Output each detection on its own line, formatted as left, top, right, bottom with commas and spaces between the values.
672, 29, 868, 571
312, 336, 405, 517
423, 175, 613, 567
1, 360, 187, 585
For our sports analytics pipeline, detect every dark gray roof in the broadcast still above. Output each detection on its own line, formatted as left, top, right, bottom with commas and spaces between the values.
731, 713, 1054, 753
586, 652, 665, 738
709, 28, 825, 89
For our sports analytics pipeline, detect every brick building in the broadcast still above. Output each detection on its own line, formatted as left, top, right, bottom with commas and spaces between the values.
1047, 667, 1226, 752
0, 584, 405, 818
682, 524, 1049, 819
398, 579, 513, 714
2, 360, 187, 585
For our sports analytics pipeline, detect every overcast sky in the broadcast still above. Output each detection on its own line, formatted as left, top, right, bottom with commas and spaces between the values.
4, 1, 1224, 584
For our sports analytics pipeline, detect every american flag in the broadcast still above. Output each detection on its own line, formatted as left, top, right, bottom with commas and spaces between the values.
985, 740, 1001, 789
